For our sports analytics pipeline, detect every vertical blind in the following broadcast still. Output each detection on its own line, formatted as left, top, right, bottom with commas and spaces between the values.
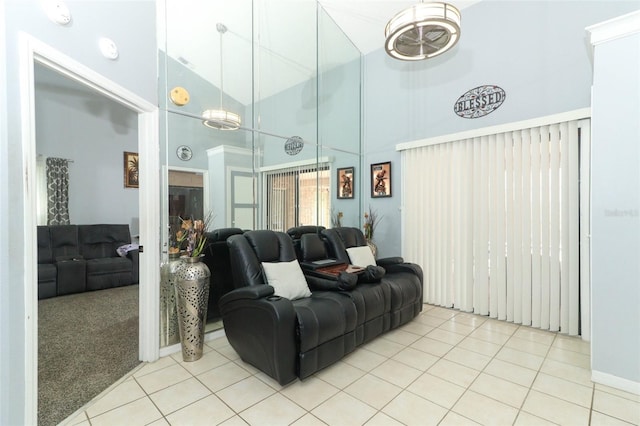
402, 119, 589, 335
265, 163, 330, 232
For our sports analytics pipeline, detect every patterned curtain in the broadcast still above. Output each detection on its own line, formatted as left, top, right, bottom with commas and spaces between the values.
36, 156, 48, 225
46, 158, 70, 225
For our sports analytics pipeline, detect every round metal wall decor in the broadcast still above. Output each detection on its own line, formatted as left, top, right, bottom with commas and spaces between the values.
284, 136, 304, 156
176, 145, 193, 161
454, 85, 506, 119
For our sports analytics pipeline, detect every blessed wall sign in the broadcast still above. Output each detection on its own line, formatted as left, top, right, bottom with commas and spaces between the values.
284, 136, 304, 156
454, 85, 506, 119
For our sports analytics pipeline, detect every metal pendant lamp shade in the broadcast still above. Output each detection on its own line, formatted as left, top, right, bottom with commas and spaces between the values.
202, 23, 241, 130
202, 109, 241, 130
384, 2, 461, 61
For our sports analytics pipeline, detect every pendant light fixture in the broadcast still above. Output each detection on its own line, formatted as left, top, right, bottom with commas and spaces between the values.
384, 2, 461, 61
202, 23, 241, 130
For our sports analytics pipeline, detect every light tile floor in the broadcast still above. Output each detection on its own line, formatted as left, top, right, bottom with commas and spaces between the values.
63, 305, 640, 426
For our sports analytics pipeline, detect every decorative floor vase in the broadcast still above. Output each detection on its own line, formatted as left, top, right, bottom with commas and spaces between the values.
367, 239, 378, 259
160, 252, 181, 347
175, 254, 211, 362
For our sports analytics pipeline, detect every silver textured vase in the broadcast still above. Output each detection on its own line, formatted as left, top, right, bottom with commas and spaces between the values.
175, 254, 211, 362
160, 252, 181, 347
367, 239, 378, 259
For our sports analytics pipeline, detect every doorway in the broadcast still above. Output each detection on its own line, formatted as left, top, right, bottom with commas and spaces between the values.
34, 62, 143, 424
19, 35, 159, 424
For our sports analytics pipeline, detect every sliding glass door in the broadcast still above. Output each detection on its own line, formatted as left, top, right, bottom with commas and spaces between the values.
265, 163, 330, 232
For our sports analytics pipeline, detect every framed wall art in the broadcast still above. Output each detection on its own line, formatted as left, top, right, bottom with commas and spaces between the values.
337, 166, 354, 199
371, 161, 391, 198
124, 151, 139, 188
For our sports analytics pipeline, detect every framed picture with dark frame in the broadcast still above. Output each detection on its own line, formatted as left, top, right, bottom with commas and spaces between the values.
124, 151, 139, 188
337, 166, 355, 199
371, 161, 391, 198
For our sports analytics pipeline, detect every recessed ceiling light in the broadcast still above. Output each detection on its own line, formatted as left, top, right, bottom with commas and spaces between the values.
44, 0, 72, 26
98, 37, 119, 60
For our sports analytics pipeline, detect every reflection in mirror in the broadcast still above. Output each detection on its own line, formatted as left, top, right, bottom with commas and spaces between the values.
260, 148, 331, 231
254, 0, 318, 142
321, 145, 361, 229
159, 0, 363, 344
167, 168, 209, 247
318, 4, 362, 229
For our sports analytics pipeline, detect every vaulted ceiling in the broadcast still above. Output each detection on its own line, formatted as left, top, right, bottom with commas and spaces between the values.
37, 1, 483, 108
161, 0, 482, 105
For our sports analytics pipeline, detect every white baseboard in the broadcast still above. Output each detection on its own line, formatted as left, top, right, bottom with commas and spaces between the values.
592, 370, 640, 395
204, 328, 226, 343
159, 342, 181, 358
158, 328, 227, 358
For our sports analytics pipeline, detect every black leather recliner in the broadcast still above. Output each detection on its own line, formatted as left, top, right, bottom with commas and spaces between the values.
220, 228, 424, 385
322, 227, 424, 328
286, 225, 326, 260
298, 232, 392, 345
78, 224, 137, 291
220, 230, 358, 385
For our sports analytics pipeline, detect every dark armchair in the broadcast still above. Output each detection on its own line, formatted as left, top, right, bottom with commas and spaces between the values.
220, 230, 358, 385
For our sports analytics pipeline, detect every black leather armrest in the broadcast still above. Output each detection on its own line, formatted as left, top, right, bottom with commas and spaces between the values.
376, 256, 404, 267
219, 285, 274, 305
127, 249, 140, 283
305, 273, 358, 291
219, 285, 297, 386
358, 265, 386, 283
381, 261, 424, 281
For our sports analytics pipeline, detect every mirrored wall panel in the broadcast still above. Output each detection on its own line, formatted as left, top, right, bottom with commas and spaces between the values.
158, 0, 362, 343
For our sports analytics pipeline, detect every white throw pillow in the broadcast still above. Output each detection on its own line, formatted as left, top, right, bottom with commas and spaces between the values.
346, 246, 376, 267
262, 260, 312, 300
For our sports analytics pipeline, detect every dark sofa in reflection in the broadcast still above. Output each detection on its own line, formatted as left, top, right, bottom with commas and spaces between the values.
37, 224, 139, 299
202, 227, 245, 322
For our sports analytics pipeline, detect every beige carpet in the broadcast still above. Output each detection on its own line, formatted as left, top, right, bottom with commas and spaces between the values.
38, 285, 140, 426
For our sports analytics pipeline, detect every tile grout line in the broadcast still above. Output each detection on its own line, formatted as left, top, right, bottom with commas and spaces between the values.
132, 374, 165, 425
138, 348, 245, 425
511, 328, 559, 425
441, 311, 518, 425
79, 305, 626, 426
419, 309, 593, 425
368, 308, 498, 425
433, 310, 496, 425
588, 381, 597, 426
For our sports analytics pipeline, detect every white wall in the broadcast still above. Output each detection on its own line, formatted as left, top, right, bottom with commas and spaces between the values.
590, 12, 640, 392
363, 1, 640, 258
35, 67, 140, 234
0, 1, 156, 424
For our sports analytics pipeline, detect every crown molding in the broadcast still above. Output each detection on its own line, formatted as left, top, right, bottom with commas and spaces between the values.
587, 10, 640, 46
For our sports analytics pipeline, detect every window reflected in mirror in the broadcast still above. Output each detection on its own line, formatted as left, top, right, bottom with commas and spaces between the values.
168, 169, 207, 247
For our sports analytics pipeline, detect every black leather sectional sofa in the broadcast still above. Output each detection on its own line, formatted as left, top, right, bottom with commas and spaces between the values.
37, 224, 139, 299
219, 227, 423, 385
